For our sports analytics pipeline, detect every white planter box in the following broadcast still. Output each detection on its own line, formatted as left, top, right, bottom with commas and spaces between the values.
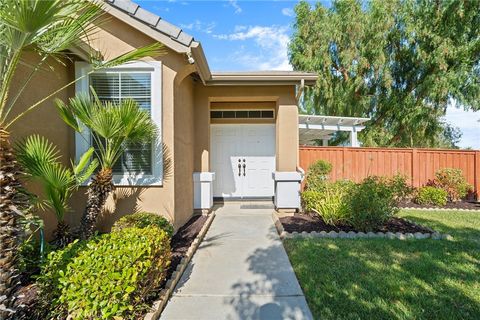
272, 171, 303, 209
193, 172, 215, 210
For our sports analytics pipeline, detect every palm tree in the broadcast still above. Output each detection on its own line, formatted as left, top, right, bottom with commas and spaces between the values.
0, 1, 162, 316
16, 135, 98, 247
56, 94, 158, 239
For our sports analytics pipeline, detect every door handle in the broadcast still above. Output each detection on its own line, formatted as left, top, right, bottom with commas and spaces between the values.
242, 159, 246, 176
238, 160, 241, 176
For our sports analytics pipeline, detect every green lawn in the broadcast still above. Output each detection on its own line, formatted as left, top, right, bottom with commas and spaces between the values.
284, 210, 480, 320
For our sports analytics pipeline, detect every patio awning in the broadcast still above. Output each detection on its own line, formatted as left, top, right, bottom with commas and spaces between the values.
298, 115, 370, 146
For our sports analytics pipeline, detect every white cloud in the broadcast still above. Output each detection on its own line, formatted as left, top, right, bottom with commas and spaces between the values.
214, 25, 292, 71
180, 20, 216, 34
229, 0, 242, 14
444, 103, 480, 149
282, 8, 295, 17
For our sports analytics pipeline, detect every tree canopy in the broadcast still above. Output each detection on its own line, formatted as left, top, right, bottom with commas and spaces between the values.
289, 0, 480, 148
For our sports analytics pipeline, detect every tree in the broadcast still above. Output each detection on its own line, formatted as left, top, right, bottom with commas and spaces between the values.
56, 94, 158, 239
16, 135, 98, 247
290, 0, 480, 147
0, 1, 161, 316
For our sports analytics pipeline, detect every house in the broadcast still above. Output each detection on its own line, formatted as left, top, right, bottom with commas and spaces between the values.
11, 0, 317, 235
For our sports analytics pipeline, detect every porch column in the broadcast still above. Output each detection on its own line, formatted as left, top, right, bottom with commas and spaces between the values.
274, 103, 302, 211
350, 130, 359, 147
322, 138, 329, 146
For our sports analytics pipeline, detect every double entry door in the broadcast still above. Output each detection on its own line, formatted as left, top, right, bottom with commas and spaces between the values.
211, 124, 276, 199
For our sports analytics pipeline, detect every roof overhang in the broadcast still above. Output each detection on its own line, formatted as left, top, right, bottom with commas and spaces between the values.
205, 71, 318, 86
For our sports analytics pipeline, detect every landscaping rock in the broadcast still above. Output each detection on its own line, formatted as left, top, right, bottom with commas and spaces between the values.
386, 232, 395, 239
376, 232, 386, 238
431, 232, 441, 240
367, 232, 376, 238
327, 231, 338, 238
338, 231, 348, 238
319, 231, 328, 237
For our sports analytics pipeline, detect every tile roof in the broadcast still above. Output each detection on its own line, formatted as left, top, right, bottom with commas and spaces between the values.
105, 0, 194, 47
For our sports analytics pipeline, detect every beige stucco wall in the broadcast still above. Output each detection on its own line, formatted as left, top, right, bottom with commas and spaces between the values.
193, 85, 299, 173
9, 14, 197, 238
173, 75, 196, 229
9, 53, 75, 237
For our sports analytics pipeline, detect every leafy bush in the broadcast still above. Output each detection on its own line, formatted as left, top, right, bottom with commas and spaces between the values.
305, 160, 333, 190
36, 227, 171, 319
347, 176, 399, 231
387, 174, 415, 201
432, 168, 471, 202
112, 212, 174, 237
302, 180, 354, 225
415, 186, 448, 206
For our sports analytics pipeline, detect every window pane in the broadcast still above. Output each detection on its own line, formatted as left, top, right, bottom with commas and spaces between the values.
90, 73, 119, 98
235, 110, 248, 118
90, 71, 153, 175
248, 110, 261, 118
261, 110, 274, 118
211, 111, 222, 118
222, 111, 235, 118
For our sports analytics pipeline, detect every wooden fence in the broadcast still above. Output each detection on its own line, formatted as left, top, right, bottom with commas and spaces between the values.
299, 146, 480, 196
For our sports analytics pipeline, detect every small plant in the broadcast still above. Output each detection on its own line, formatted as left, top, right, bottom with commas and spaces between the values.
112, 212, 174, 237
37, 227, 171, 319
302, 181, 354, 225
16, 135, 98, 246
431, 168, 471, 202
347, 176, 399, 231
305, 160, 333, 190
415, 186, 448, 206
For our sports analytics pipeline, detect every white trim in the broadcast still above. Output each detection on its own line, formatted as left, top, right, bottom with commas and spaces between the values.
299, 123, 366, 132
75, 61, 163, 186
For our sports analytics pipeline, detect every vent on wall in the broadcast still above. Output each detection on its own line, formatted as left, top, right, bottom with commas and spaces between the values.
210, 110, 274, 119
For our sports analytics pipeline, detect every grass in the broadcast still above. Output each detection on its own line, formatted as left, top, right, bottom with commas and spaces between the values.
284, 209, 480, 320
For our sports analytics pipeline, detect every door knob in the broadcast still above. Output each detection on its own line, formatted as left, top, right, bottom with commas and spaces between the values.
238, 162, 241, 176
242, 162, 246, 176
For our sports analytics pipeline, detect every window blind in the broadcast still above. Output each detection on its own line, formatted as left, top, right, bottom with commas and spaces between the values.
90, 72, 152, 174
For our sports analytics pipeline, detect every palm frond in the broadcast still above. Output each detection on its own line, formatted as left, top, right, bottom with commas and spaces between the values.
16, 134, 96, 222
16, 134, 61, 177
92, 42, 165, 70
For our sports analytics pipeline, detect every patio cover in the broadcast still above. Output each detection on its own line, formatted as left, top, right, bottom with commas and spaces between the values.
298, 115, 370, 146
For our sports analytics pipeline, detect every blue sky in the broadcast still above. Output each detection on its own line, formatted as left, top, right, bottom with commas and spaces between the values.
138, 0, 479, 149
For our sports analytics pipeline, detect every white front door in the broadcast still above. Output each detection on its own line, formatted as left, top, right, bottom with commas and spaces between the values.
211, 124, 276, 199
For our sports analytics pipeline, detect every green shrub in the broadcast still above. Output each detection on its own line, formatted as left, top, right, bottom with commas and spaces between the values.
387, 174, 415, 201
305, 160, 333, 190
302, 180, 354, 226
35, 240, 89, 319
37, 227, 171, 319
347, 176, 399, 231
415, 186, 448, 206
432, 168, 471, 202
112, 212, 174, 237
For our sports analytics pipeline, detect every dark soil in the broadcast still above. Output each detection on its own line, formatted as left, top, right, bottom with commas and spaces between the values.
398, 200, 480, 210
168, 214, 208, 281
281, 213, 433, 234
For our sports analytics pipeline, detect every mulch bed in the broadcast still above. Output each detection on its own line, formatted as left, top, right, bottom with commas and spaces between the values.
280, 213, 433, 234
167, 214, 208, 282
398, 200, 480, 210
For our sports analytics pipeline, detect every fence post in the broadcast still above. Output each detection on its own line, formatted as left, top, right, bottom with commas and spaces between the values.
475, 151, 480, 200
412, 148, 418, 188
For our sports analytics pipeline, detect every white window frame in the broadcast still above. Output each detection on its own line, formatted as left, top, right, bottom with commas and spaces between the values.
75, 61, 163, 186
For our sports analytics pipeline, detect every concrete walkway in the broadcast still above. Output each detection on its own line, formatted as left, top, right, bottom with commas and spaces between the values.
161, 202, 313, 320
